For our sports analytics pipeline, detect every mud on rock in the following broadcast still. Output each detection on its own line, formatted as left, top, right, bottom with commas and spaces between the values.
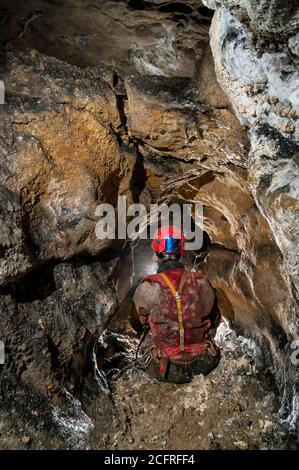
88, 324, 295, 450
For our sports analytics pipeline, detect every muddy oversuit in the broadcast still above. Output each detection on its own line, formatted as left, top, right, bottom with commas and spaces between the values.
132, 260, 221, 383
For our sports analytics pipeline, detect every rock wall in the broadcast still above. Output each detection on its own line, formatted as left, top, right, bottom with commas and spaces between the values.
203, 0, 299, 422
0, 259, 117, 400
0, 51, 130, 404
0, 0, 212, 76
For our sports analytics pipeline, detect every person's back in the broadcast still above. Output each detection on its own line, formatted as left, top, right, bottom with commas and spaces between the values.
133, 226, 221, 383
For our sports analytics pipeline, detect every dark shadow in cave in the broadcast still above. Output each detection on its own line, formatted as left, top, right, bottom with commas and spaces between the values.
159, 3, 193, 15
197, 5, 214, 18
130, 152, 147, 203
0, 261, 57, 303
127, 0, 151, 10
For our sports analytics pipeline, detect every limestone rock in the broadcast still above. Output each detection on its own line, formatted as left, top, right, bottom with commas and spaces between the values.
0, 51, 132, 284
0, 259, 118, 399
249, 124, 299, 301
0, 0, 212, 77
205, 6, 299, 304
208, 8, 299, 141
289, 32, 299, 58
202, 0, 299, 424
126, 74, 248, 165
202, 0, 299, 38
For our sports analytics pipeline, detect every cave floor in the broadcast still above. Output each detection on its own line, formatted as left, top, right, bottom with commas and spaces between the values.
0, 324, 293, 450
89, 324, 290, 451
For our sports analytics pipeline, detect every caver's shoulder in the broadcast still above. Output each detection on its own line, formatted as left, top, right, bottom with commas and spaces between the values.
187, 271, 213, 289
134, 275, 161, 295
142, 273, 162, 283
187, 271, 208, 281
133, 276, 162, 307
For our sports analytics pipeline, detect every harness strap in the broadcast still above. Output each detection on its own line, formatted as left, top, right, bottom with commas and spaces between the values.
159, 271, 189, 352
159, 356, 170, 378
136, 325, 150, 361
164, 342, 208, 357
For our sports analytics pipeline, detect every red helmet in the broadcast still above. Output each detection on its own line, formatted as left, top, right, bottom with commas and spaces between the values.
152, 226, 185, 256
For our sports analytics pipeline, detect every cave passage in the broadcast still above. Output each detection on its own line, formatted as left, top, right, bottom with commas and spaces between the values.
0, 0, 298, 452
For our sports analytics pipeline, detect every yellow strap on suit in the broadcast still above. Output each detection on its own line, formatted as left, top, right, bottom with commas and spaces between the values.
159, 272, 185, 352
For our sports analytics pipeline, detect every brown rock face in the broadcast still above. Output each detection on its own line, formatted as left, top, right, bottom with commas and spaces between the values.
0, 260, 118, 399
0, 0, 212, 76
0, 52, 129, 411
0, 52, 135, 283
